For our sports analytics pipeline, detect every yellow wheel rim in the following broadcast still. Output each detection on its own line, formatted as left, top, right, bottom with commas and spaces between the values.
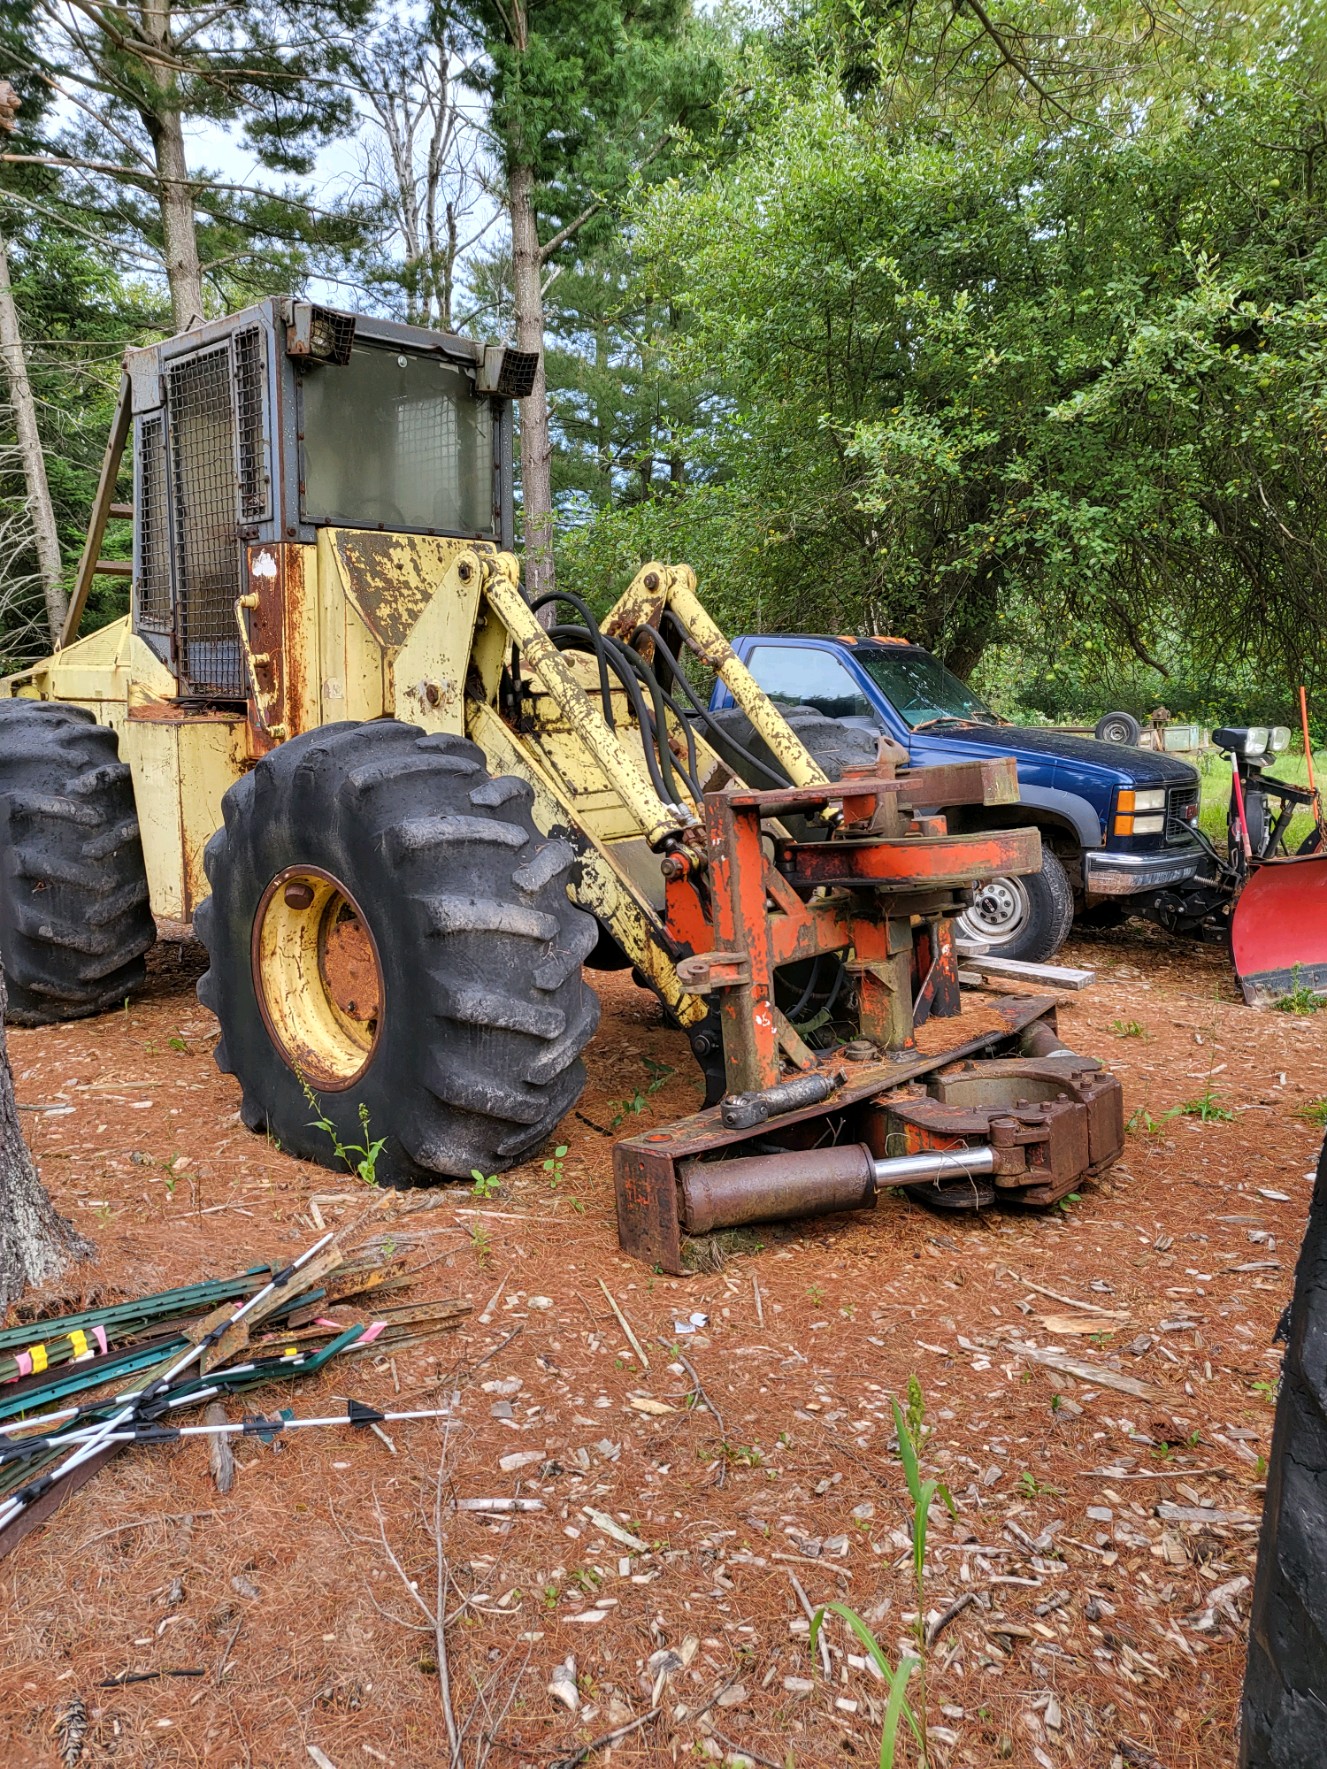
251, 866, 383, 1090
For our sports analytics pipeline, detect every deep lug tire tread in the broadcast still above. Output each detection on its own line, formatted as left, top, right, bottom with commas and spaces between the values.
0, 701, 155, 1024
1241, 1134, 1327, 1766
195, 720, 600, 1185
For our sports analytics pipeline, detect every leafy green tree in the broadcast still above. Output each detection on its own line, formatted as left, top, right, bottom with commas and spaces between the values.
586, 12, 1327, 702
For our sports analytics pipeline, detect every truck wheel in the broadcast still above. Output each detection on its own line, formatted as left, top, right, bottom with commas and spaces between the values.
1094, 710, 1141, 747
0, 700, 154, 1025
956, 847, 1074, 963
1241, 1133, 1327, 1765
195, 721, 600, 1185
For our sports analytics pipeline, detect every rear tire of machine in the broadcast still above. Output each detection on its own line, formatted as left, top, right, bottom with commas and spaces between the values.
195, 721, 600, 1185
0, 700, 155, 1024
1241, 1133, 1327, 1765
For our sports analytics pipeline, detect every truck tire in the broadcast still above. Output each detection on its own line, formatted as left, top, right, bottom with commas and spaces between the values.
705, 703, 879, 786
955, 847, 1074, 963
195, 721, 600, 1185
0, 700, 155, 1025
1241, 1132, 1327, 1765
1095, 710, 1141, 747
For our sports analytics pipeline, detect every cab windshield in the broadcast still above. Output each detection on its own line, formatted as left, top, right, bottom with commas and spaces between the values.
300, 344, 497, 536
856, 647, 1003, 731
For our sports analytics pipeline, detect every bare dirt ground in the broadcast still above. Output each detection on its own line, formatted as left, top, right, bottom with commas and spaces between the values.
0, 924, 1323, 1769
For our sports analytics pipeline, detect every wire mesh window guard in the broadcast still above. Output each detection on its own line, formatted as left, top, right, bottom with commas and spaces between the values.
166, 346, 245, 699
233, 326, 268, 523
135, 413, 171, 636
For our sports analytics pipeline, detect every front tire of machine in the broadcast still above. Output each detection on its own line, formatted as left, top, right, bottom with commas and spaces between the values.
195, 721, 600, 1185
1241, 1133, 1327, 1765
956, 846, 1074, 964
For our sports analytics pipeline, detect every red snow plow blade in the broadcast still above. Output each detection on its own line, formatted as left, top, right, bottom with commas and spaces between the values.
1231, 855, 1327, 1006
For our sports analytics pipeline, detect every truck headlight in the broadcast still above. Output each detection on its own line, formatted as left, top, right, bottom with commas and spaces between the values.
1113, 787, 1167, 837
1268, 725, 1291, 753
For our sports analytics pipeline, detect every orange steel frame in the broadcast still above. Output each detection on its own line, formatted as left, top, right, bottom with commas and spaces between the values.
656, 757, 1040, 1099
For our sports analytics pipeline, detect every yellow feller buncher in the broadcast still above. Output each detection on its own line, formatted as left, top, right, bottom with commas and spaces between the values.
1, 300, 1123, 1269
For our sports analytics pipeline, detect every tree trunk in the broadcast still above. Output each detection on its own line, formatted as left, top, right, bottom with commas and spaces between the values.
509, 161, 555, 618
0, 232, 66, 643
0, 966, 90, 1311
141, 1, 205, 331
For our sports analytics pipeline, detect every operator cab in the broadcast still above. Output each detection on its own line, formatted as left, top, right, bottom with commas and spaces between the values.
126, 298, 533, 702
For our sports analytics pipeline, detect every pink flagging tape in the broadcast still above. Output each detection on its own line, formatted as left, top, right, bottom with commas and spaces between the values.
358, 1322, 388, 1345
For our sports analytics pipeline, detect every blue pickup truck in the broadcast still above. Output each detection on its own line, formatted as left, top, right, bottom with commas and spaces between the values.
710, 633, 1205, 962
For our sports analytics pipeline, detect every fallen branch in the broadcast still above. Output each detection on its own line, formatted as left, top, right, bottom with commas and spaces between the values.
598, 1279, 649, 1369
925, 1590, 976, 1648
786, 1568, 830, 1674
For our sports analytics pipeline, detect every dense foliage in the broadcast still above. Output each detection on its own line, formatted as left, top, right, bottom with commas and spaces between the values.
0, 0, 1324, 726
561, 5, 1327, 724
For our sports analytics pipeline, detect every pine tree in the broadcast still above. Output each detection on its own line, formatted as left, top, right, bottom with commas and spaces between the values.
443, 0, 721, 605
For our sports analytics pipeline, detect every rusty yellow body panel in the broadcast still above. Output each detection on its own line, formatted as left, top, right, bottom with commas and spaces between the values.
119, 713, 248, 921
468, 701, 708, 1026
2, 616, 176, 721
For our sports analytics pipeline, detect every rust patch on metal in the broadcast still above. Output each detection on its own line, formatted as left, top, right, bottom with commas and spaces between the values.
334, 531, 472, 651
321, 902, 381, 1028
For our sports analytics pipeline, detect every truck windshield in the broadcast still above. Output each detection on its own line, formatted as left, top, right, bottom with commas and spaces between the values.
300, 344, 497, 536
856, 648, 1003, 730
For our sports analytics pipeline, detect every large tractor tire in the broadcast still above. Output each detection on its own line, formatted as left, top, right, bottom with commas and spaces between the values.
1241, 1132, 1327, 1765
0, 700, 154, 1025
195, 721, 600, 1186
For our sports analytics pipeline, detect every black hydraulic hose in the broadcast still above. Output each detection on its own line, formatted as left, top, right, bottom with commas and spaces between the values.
629, 622, 788, 792
547, 623, 676, 809
598, 629, 693, 808
785, 956, 825, 1023
529, 591, 617, 729
619, 636, 701, 799
607, 633, 702, 805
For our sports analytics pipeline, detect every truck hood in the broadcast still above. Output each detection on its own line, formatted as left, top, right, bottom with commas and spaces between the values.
937, 723, 1199, 788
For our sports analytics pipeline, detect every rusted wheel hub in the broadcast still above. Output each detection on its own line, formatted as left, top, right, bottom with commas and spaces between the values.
251, 866, 383, 1088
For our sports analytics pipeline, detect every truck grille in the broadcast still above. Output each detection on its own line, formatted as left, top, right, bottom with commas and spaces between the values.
1167, 784, 1200, 843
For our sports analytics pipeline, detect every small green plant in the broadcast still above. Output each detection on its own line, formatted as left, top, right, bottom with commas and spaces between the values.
470, 1169, 501, 1199
811, 1602, 922, 1768
542, 1583, 561, 1609
469, 1224, 492, 1268
1058, 1190, 1082, 1214
167, 1035, 188, 1053
720, 1441, 764, 1467
162, 1172, 176, 1196
1252, 1377, 1281, 1404
300, 1077, 386, 1184
807, 1283, 824, 1307
1017, 1470, 1062, 1498
1127, 1107, 1163, 1137
812, 1379, 953, 1766
1274, 966, 1325, 1014
1299, 1098, 1327, 1127
542, 1144, 568, 1188
1173, 1086, 1235, 1123
572, 1567, 601, 1594
1109, 1018, 1149, 1039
